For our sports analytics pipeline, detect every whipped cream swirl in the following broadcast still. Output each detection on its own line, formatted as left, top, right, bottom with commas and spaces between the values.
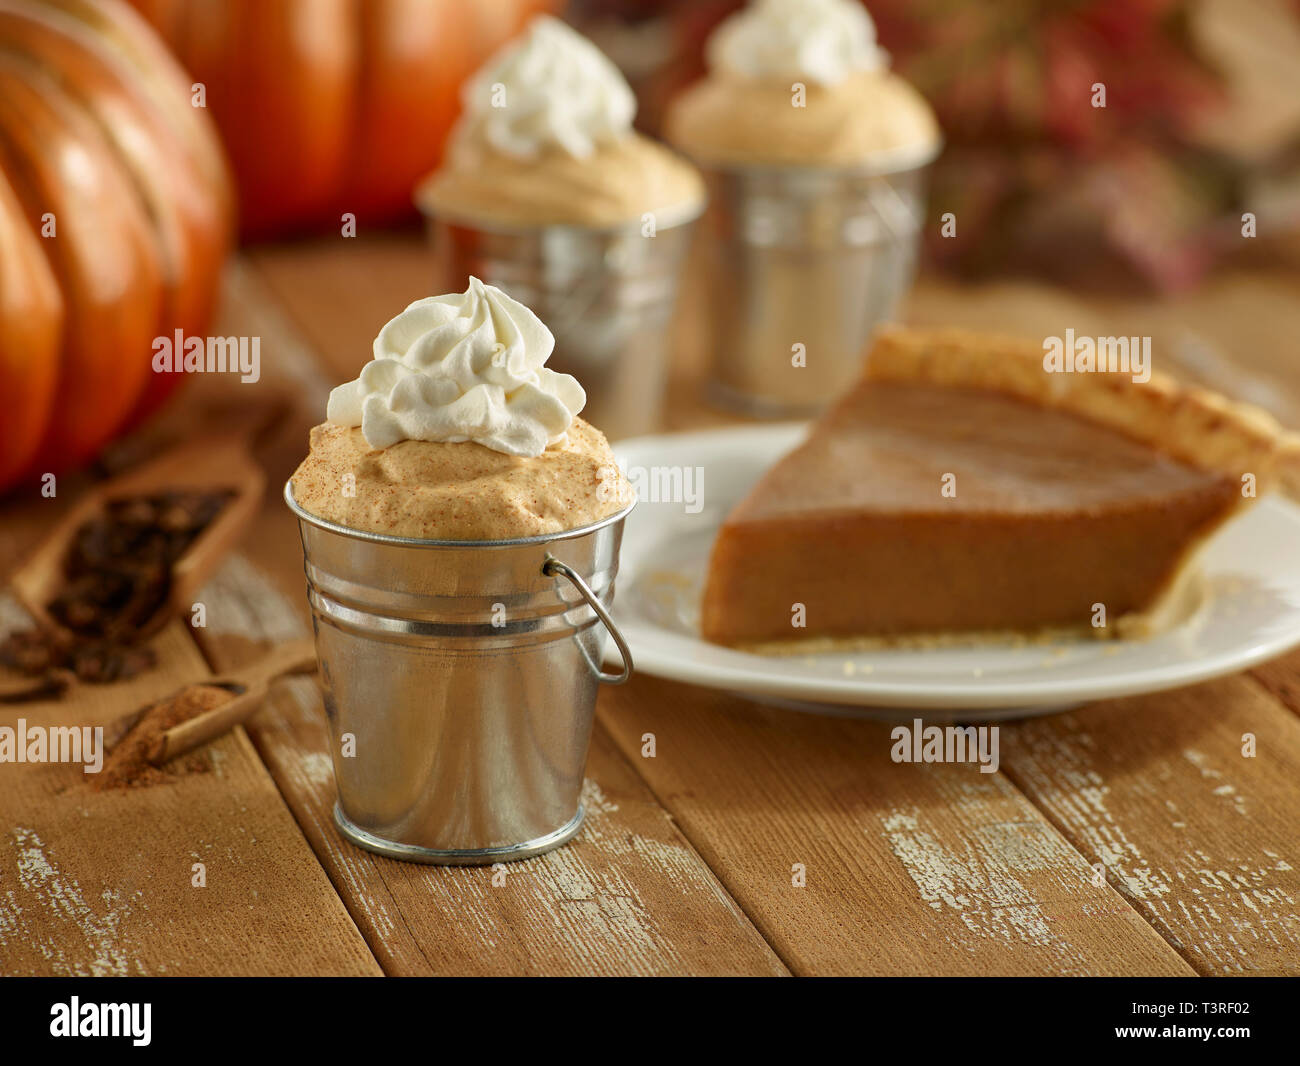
708, 0, 886, 86
454, 15, 636, 160
326, 278, 585, 458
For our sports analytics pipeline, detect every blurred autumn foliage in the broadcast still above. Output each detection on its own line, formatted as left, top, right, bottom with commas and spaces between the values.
870, 0, 1231, 292
577, 0, 1300, 292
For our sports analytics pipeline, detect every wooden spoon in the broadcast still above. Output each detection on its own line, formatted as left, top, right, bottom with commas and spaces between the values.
10, 427, 265, 641
102, 638, 319, 767
148, 638, 318, 765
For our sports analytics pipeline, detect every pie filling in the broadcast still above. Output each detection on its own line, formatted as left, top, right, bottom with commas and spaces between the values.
702, 382, 1244, 647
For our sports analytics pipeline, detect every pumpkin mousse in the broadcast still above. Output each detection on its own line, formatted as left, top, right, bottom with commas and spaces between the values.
418, 15, 703, 229
664, 0, 940, 169
290, 277, 631, 541
702, 327, 1299, 648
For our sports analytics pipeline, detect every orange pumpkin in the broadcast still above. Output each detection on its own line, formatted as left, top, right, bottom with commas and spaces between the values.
0, 0, 232, 492
126, 0, 555, 238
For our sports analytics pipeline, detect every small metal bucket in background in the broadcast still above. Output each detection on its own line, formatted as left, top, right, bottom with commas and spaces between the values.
694, 154, 936, 416
284, 483, 634, 865
417, 203, 701, 441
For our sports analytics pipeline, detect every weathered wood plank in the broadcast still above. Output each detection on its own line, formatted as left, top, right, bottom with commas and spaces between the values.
0, 608, 381, 976
193, 558, 788, 976
598, 676, 1193, 976
998, 677, 1300, 975
1251, 648, 1300, 723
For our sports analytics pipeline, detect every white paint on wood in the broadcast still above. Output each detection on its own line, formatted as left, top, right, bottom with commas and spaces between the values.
1011, 720, 1300, 974
200, 556, 307, 643
4, 827, 142, 976
882, 807, 1069, 955
0, 593, 33, 637
297, 751, 335, 790
499, 778, 760, 974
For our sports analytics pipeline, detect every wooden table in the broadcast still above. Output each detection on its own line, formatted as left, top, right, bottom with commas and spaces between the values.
3, 231, 1299, 976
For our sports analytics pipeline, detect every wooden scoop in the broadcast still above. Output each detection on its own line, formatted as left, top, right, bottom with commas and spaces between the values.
10, 428, 265, 641
105, 638, 318, 768
149, 638, 318, 764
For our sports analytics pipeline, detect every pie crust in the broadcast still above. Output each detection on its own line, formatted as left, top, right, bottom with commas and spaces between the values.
866, 327, 1300, 486
701, 327, 1300, 650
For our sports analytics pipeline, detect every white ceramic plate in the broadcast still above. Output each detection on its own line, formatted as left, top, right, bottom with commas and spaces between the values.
607, 423, 1300, 720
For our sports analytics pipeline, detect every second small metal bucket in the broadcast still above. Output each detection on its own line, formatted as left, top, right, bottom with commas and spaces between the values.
694, 154, 935, 416
285, 483, 634, 865
417, 203, 701, 441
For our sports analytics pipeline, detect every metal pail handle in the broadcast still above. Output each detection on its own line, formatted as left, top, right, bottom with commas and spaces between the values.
543, 557, 633, 685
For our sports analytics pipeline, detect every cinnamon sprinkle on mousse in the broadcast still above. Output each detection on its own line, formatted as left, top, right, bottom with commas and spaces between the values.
290, 419, 630, 541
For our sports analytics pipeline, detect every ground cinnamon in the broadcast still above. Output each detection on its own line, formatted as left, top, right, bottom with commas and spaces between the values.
92, 683, 234, 790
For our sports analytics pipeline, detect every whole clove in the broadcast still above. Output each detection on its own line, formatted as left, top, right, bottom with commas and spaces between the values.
48, 489, 232, 639
0, 489, 232, 699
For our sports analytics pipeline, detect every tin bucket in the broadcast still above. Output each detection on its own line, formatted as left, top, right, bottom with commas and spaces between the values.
284, 482, 634, 865
693, 155, 935, 416
417, 202, 701, 441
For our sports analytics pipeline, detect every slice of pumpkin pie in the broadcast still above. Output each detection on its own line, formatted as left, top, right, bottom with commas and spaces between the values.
701, 327, 1300, 649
